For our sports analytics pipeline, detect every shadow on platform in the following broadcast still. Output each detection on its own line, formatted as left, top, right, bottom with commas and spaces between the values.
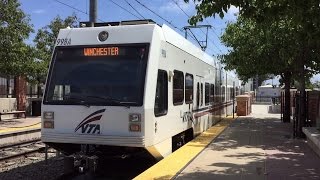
177, 106, 320, 180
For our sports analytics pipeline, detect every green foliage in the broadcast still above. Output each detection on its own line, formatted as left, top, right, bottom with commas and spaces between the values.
33, 14, 78, 61
0, 0, 34, 77
185, 0, 320, 125
32, 14, 78, 83
219, 17, 290, 81
186, 0, 320, 82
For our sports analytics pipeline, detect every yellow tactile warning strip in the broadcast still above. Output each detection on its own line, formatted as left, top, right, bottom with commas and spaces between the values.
0, 122, 41, 134
134, 115, 237, 180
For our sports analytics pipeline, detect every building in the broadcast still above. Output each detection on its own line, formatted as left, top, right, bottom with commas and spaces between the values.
0, 76, 43, 115
257, 84, 281, 97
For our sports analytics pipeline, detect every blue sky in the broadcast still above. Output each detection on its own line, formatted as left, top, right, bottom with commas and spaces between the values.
19, 0, 239, 56
22, 0, 319, 84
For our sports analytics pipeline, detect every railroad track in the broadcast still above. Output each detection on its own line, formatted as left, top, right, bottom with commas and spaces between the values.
0, 139, 46, 162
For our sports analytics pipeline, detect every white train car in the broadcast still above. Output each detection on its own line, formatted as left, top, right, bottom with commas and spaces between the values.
41, 20, 239, 170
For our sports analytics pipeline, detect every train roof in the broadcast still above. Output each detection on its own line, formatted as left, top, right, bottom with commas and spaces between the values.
161, 24, 218, 68
58, 19, 218, 68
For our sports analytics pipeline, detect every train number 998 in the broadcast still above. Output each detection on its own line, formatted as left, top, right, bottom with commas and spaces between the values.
56, 38, 71, 46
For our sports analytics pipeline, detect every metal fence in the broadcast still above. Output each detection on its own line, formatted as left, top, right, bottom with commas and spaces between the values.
281, 90, 316, 138
254, 96, 281, 104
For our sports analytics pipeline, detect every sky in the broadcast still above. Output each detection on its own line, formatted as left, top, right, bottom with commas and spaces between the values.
19, 0, 239, 57
19, 0, 319, 85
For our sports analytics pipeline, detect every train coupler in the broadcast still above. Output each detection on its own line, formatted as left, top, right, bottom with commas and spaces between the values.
64, 155, 99, 174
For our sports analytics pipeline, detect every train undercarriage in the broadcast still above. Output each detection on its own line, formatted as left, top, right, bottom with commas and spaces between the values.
45, 128, 195, 174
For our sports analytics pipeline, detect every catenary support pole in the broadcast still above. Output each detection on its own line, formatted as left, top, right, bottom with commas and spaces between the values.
89, 0, 97, 27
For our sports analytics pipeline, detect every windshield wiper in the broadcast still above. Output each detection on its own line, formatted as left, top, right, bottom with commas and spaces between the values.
86, 95, 131, 109
64, 94, 91, 108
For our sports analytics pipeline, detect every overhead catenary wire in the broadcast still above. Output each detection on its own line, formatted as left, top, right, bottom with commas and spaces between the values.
187, 28, 203, 48
133, 0, 201, 46
133, 0, 179, 29
171, 0, 222, 54
172, 0, 222, 54
171, 0, 215, 50
52, 0, 218, 55
106, 1, 204, 44
53, 0, 104, 22
108, 0, 142, 19
171, 0, 190, 18
124, 0, 145, 19
191, 0, 224, 54
54, 0, 204, 50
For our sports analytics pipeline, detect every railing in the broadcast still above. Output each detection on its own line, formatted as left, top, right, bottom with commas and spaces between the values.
254, 96, 281, 104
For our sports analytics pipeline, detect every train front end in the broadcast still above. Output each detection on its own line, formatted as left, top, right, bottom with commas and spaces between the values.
41, 21, 162, 165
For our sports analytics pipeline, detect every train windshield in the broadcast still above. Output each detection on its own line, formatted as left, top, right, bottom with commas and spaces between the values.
43, 44, 149, 106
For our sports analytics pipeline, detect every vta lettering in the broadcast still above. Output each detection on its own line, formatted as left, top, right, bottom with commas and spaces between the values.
81, 124, 100, 134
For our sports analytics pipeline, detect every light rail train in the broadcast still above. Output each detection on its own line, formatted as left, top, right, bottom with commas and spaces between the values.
41, 19, 244, 172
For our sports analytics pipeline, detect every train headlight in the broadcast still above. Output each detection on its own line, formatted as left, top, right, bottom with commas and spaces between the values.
129, 114, 141, 132
129, 124, 141, 132
43, 121, 54, 129
43, 111, 54, 120
129, 113, 141, 122
98, 31, 109, 42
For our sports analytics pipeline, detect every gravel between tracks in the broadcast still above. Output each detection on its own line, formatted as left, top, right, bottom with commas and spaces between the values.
0, 152, 64, 180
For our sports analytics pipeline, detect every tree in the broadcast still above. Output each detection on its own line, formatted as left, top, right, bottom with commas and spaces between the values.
32, 14, 78, 83
220, 16, 297, 123
0, 0, 34, 77
185, 0, 320, 136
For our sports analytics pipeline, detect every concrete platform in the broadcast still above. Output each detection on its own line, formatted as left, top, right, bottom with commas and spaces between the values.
0, 116, 41, 146
135, 105, 320, 180
176, 105, 320, 180
303, 127, 320, 157
134, 115, 235, 180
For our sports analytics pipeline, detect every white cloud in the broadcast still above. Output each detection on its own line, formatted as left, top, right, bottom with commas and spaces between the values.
228, 5, 239, 15
159, 0, 192, 14
32, 9, 46, 14
224, 5, 239, 21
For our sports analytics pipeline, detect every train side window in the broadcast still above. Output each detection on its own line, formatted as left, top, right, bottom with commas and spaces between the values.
196, 83, 200, 107
222, 86, 225, 102
231, 87, 234, 100
227, 87, 229, 101
173, 70, 184, 105
215, 83, 219, 102
210, 84, 214, 104
205, 83, 210, 105
185, 73, 193, 104
154, 70, 168, 117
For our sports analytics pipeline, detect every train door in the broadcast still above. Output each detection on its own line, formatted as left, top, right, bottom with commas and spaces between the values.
193, 75, 203, 134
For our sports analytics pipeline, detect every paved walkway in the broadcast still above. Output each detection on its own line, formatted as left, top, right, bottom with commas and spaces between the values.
176, 104, 320, 180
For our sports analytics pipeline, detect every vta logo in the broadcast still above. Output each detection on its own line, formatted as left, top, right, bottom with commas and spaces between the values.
81, 124, 100, 134
74, 109, 106, 134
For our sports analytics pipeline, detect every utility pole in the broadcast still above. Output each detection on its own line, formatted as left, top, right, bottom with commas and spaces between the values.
233, 81, 235, 119
89, 0, 97, 27
226, 71, 227, 117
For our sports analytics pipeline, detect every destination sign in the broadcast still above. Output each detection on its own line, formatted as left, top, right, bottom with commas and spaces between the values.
84, 47, 119, 56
